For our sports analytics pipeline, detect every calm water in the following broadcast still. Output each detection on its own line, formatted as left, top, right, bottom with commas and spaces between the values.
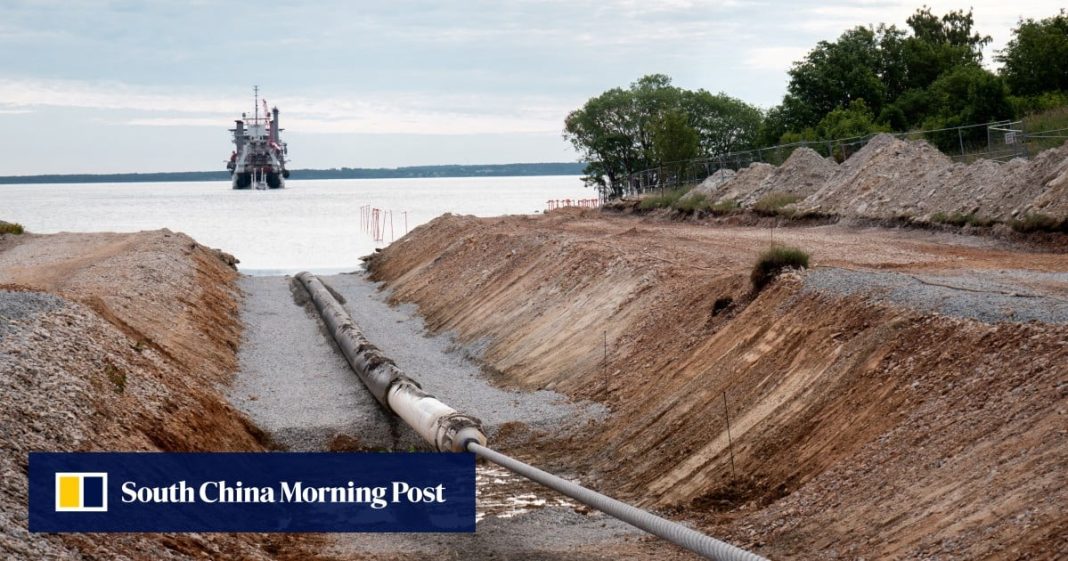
1, 176, 592, 273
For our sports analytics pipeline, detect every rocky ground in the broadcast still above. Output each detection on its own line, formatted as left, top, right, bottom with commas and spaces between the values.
0, 231, 334, 561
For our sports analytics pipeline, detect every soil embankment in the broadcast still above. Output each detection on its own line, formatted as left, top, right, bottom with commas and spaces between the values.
367, 210, 1068, 560
0, 231, 326, 560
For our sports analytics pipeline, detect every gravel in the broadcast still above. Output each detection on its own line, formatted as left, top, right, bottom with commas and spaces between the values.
0, 290, 65, 337
328, 507, 644, 559
803, 267, 1068, 324
229, 275, 419, 452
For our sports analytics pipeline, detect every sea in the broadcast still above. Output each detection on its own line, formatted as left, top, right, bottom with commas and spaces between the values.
1, 176, 593, 274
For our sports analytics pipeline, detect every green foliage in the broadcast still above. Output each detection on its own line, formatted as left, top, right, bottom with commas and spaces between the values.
682, 90, 764, 156
1009, 213, 1067, 233
929, 211, 996, 227
652, 109, 700, 177
752, 192, 802, 216
0, 221, 24, 235
921, 65, 1014, 151
564, 75, 763, 197
751, 245, 810, 292
997, 11, 1068, 97
776, 7, 1008, 142
815, 100, 890, 140
638, 187, 689, 210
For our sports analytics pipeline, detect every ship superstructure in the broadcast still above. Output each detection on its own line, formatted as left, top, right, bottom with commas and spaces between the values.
227, 86, 288, 189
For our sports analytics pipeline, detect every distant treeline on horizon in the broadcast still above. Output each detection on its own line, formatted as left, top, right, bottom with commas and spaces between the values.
0, 162, 586, 185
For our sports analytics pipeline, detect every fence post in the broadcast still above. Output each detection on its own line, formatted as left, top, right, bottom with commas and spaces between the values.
958, 128, 965, 158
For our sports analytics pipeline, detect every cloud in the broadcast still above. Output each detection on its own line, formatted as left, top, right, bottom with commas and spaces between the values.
743, 46, 809, 72
0, 77, 573, 135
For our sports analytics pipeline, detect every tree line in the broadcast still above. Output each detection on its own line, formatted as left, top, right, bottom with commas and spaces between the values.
565, 8, 1068, 198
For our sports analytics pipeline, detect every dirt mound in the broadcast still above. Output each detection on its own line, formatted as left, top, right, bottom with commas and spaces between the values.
681, 168, 736, 201
0, 232, 330, 560
710, 162, 774, 203
800, 133, 953, 218
790, 133, 1068, 222
367, 212, 1067, 560
740, 147, 838, 206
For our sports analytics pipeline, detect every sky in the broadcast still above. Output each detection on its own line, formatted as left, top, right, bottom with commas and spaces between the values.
0, 0, 1063, 175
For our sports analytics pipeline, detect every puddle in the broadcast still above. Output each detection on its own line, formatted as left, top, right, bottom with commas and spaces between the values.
476, 464, 577, 522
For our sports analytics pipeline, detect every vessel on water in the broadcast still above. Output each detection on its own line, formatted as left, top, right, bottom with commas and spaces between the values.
227, 87, 289, 189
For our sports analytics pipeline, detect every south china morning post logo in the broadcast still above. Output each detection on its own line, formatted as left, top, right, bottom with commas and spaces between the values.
54, 472, 108, 512
29, 452, 475, 532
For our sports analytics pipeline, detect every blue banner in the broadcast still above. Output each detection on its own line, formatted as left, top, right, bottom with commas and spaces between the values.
29, 452, 475, 532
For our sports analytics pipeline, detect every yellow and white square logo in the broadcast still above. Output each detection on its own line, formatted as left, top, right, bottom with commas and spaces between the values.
55, 472, 108, 512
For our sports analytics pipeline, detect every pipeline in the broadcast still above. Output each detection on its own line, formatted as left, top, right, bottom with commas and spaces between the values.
296, 271, 770, 561
296, 272, 485, 452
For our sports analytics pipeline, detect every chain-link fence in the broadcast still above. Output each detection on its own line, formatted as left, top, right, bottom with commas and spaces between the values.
618, 119, 1067, 198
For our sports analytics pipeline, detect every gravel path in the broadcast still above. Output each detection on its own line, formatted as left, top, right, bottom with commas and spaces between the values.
804, 267, 1068, 324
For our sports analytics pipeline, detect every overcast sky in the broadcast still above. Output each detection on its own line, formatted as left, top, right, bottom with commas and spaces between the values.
0, 0, 1062, 174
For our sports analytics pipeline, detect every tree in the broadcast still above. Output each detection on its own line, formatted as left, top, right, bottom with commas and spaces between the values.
784, 26, 887, 130
901, 7, 990, 91
564, 87, 644, 198
651, 109, 700, 183
564, 75, 764, 197
923, 65, 1013, 151
682, 90, 764, 156
815, 99, 888, 140
997, 10, 1068, 97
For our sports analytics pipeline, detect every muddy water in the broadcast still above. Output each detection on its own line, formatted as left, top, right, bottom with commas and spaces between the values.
476, 464, 576, 522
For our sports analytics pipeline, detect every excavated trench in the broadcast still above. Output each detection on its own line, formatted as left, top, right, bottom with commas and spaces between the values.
359, 211, 1068, 560
230, 273, 668, 560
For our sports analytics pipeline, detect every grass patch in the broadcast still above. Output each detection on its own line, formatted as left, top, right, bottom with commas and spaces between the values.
751, 245, 810, 292
710, 199, 740, 216
104, 363, 126, 394
0, 221, 25, 235
752, 192, 801, 216
1009, 213, 1067, 233
672, 193, 709, 214
930, 212, 997, 228
639, 187, 690, 210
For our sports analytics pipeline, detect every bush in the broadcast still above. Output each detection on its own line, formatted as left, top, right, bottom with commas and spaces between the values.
0, 221, 24, 235
752, 193, 802, 216
672, 193, 709, 214
930, 212, 996, 228
751, 245, 810, 292
1009, 213, 1067, 233
638, 187, 689, 210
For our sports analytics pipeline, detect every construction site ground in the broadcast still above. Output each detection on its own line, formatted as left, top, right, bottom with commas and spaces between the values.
2, 208, 1066, 560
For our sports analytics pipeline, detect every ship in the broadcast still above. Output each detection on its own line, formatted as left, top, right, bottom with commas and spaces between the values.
227, 86, 289, 189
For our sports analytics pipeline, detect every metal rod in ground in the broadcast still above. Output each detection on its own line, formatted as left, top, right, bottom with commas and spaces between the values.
467, 442, 770, 561
723, 391, 736, 480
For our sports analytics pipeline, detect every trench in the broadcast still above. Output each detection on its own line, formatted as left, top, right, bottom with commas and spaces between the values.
229, 273, 662, 560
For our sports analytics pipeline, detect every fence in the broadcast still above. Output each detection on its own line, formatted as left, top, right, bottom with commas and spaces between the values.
359, 204, 408, 243
621, 119, 1068, 197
